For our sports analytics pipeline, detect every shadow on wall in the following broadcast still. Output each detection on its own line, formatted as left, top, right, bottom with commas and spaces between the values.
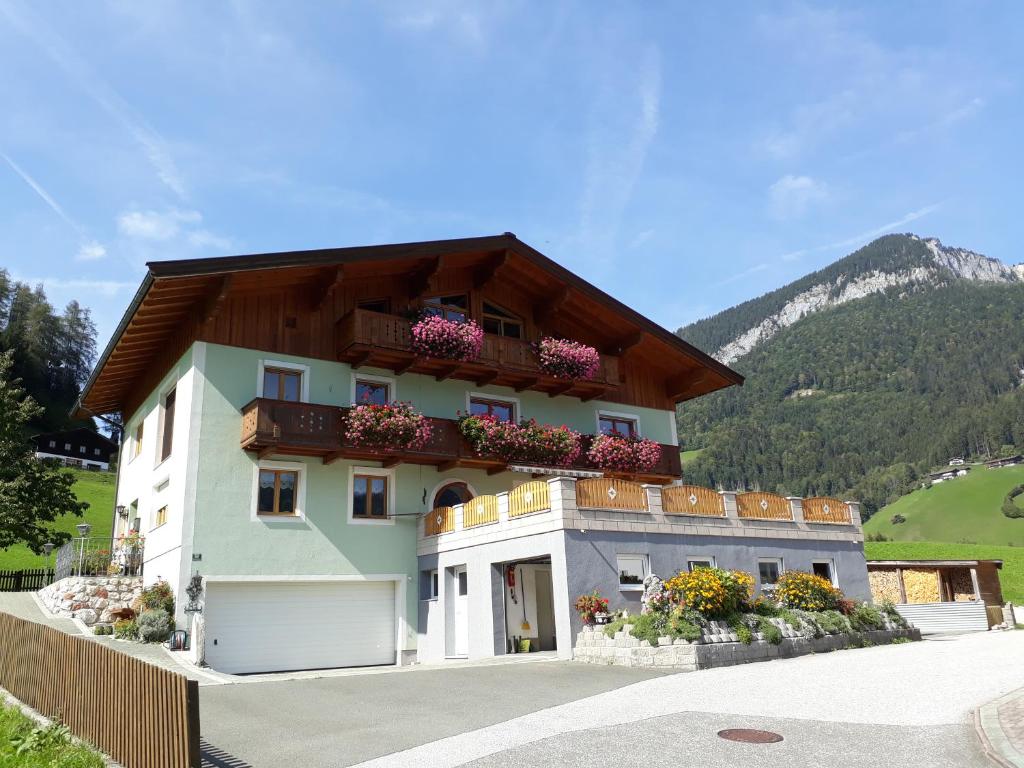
201, 740, 255, 768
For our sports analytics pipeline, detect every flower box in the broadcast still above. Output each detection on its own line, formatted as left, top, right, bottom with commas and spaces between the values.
458, 414, 581, 466
410, 315, 484, 362
587, 434, 662, 473
345, 401, 432, 450
536, 337, 601, 380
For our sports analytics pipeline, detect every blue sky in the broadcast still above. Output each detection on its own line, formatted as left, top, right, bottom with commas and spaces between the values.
1, 2, 1021, 349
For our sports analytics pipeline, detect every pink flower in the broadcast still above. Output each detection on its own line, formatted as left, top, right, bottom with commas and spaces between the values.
410, 315, 484, 361
587, 434, 662, 473
345, 401, 432, 450
536, 337, 601, 380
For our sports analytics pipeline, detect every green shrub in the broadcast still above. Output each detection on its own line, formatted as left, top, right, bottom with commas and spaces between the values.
92, 625, 112, 636
136, 609, 172, 643
879, 601, 908, 628
815, 610, 852, 634
603, 616, 629, 639
848, 604, 885, 631
628, 613, 668, 645
774, 571, 843, 611
890, 637, 912, 644
725, 614, 753, 645
134, 580, 175, 618
113, 619, 137, 640
754, 615, 783, 645
1003, 485, 1024, 519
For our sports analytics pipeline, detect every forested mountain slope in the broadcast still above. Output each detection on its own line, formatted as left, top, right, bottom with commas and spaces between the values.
676, 237, 1024, 518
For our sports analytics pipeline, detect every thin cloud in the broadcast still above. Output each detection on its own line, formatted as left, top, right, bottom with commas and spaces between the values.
780, 203, 942, 262
12, 275, 135, 297
0, 0, 187, 199
715, 262, 770, 287
118, 208, 202, 240
75, 241, 107, 261
768, 175, 829, 220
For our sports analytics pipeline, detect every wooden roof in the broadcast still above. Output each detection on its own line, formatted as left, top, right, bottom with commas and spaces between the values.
76, 233, 742, 417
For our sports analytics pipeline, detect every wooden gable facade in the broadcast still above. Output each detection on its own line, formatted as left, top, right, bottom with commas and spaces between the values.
77, 234, 742, 419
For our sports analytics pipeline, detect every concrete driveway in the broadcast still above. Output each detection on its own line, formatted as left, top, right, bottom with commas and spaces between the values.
199, 630, 1024, 768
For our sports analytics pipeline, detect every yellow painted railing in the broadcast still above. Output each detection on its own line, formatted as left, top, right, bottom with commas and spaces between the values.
576, 478, 648, 511
736, 492, 792, 521
662, 484, 725, 517
509, 481, 550, 518
802, 497, 851, 524
424, 506, 456, 536
463, 495, 499, 528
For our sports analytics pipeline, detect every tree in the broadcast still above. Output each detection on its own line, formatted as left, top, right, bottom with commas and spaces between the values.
0, 351, 87, 553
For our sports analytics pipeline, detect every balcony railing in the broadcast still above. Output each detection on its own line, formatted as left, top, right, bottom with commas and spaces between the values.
335, 308, 620, 400
240, 397, 682, 481
54, 536, 144, 581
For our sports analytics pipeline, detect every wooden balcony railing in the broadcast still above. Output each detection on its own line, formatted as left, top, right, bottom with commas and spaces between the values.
240, 398, 682, 482
802, 497, 851, 524
736, 492, 793, 521
336, 308, 619, 400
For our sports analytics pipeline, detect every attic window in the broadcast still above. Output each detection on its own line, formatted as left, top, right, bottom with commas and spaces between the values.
482, 302, 523, 339
423, 295, 467, 322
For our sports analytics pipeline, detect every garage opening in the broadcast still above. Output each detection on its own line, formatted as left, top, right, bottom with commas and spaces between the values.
203, 580, 397, 674
500, 558, 556, 654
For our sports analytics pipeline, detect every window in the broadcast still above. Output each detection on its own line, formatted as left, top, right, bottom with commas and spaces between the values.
355, 378, 390, 406
263, 367, 302, 402
129, 500, 140, 533
257, 469, 299, 516
433, 482, 473, 509
358, 298, 391, 314
64, 443, 71, 451
812, 560, 836, 585
599, 414, 638, 438
132, 422, 144, 460
758, 559, 783, 587
159, 387, 176, 462
430, 570, 439, 599
687, 558, 715, 572
481, 302, 523, 339
469, 396, 515, 422
423, 294, 468, 322
457, 569, 468, 596
353, 474, 389, 519
94, 448, 101, 456
48, 440, 56, 448
154, 505, 168, 528
79, 445, 86, 454
617, 554, 648, 590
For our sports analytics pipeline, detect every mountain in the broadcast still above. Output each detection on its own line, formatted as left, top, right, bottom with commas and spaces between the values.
675, 234, 1024, 518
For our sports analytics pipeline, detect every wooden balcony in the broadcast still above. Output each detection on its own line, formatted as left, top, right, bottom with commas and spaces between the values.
335, 309, 620, 401
240, 397, 681, 482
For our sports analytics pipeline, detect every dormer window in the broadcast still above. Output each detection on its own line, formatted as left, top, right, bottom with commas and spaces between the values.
358, 298, 391, 315
423, 294, 467, 322
481, 302, 523, 339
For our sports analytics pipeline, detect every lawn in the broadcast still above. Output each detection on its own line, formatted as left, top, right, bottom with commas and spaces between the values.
680, 448, 705, 466
863, 463, 1024, 546
865, 541, 1024, 604
0, 470, 115, 571
0, 700, 105, 768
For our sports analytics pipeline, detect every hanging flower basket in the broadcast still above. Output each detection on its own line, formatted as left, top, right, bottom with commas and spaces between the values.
536, 337, 601, 380
345, 401, 432, 450
587, 434, 662, 473
458, 414, 581, 466
410, 315, 484, 362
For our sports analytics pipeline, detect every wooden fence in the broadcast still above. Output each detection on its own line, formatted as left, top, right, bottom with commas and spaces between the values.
576, 478, 648, 511
0, 568, 54, 592
0, 611, 200, 768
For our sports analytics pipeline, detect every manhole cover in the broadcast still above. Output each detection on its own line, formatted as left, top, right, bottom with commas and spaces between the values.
717, 729, 783, 744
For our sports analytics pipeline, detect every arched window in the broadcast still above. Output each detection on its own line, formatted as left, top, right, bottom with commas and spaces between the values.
433, 482, 474, 509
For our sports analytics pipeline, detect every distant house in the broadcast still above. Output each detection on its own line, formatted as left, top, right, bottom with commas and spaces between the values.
986, 455, 1023, 469
928, 465, 971, 484
33, 428, 117, 471
948, 457, 965, 466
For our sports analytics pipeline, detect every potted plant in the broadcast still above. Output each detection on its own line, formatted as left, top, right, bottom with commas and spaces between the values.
536, 337, 601, 380
458, 414, 581, 466
345, 401, 432, 450
587, 433, 662, 473
575, 590, 610, 625
410, 314, 484, 362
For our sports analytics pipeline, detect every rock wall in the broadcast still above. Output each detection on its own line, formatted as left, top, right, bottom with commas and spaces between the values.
574, 624, 921, 670
38, 576, 143, 626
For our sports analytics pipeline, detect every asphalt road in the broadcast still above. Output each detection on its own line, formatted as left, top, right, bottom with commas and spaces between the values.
197, 630, 1024, 768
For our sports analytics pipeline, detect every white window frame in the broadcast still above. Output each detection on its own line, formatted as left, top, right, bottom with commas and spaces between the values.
596, 410, 642, 438
428, 569, 439, 600
350, 372, 396, 406
347, 465, 396, 526
257, 359, 310, 403
64, 442, 71, 451
79, 445, 86, 454
616, 554, 648, 592
251, 459, 307, 523
130, 420, 144, 464
757, 558, 784, 588
686, 556, 716, 572
94, 448, 101, 456
466, 391, 520, 422
48, 440, 56, 448
811, 559, 839, 587
427, 478, 479, 510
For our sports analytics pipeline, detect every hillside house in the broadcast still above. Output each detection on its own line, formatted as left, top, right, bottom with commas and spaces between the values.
75, 234, 872, 674
33, 428, 117, 471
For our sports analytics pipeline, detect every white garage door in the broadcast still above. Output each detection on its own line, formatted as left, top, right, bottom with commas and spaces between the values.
203, 580, 397, 674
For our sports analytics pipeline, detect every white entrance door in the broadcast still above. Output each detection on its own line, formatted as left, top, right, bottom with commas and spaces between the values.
203, 580, 397, 674
453, 566, 469, 656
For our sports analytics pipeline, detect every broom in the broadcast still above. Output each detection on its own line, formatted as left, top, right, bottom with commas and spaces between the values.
520, 568, 531, 631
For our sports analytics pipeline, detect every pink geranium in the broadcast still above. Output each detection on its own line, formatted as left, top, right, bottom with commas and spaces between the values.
587, 434, 662, 473
536, 337, 601, 380
345, 401, 432, 450
458, 413, 581, 466
411, 315, 484, 362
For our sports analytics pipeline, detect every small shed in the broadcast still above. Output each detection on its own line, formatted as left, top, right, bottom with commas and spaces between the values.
867, 559, 1005, 633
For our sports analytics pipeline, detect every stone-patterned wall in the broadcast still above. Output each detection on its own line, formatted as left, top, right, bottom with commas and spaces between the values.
38, 576, 143, 626
869, 569, 902, 603
903, 569, 940, 603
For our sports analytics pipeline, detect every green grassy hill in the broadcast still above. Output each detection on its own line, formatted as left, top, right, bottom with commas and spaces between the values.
865, 541, 1024, 604
0, 469, 115, 571
862, 464, 1024, 545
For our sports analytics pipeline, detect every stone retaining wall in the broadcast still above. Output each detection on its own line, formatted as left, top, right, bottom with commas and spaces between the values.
574, 624, 921, 671
38, 576, 143, 626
